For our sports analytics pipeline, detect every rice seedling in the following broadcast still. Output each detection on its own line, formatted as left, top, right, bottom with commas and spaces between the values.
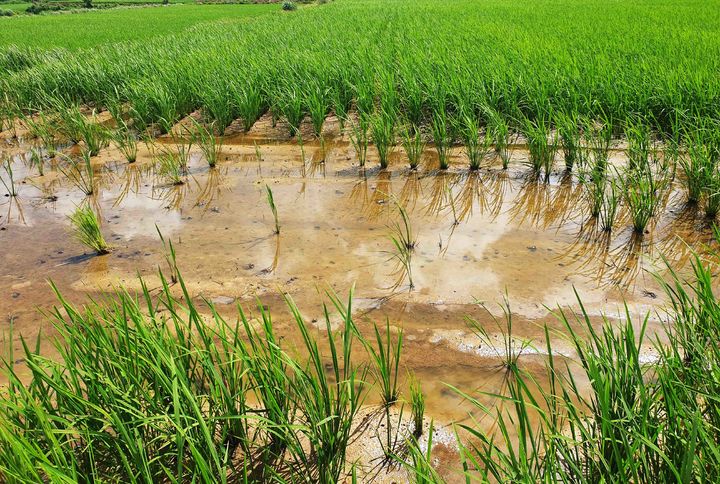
625, 117, 657, 171
522, 115, 558, 182
623, 162, 668, 233
394, 422, 443, 484
388, 200, 416, 289
59, 150, 95, 195
371, 110, 396, 169
431, 109, 452, 170
68, 204, 109, 254
265, 184, 280, 234
349, 115, 370, 168
679, 124, 720, 205
0, 158, 18, 197
191, 120, 223, 168
110, 123, 139, 163
485, 108, 512, 169
305, 81, 329, 142
56, 107, 109, 156
283, 290, 367, 482
363, 318, 404, 456
29, 148, 44, 176
156, 154, 186, 186
401, 123, 425, 170
460, 111, 492, 171
557, 111, 580, 171
582, 116, 613, 175
600, 176, 621, 231
409, 373, 425, 438
22, 113, 58, 157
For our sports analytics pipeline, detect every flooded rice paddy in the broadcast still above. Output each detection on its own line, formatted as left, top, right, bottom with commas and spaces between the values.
0, 113, 716, 480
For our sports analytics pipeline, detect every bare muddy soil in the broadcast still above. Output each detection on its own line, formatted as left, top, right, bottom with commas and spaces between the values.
0, 113, 715, 481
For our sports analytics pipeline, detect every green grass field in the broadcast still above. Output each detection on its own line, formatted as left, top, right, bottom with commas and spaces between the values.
0, 3, 276, 49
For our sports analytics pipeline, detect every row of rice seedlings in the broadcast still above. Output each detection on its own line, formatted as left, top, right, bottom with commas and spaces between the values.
68, 204, 109, 254
0, 244, 417, 482
453, 240, 720, 483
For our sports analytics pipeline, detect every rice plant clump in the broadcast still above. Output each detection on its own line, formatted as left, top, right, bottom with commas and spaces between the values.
68, 204, 109, 254
192, 120, 223, 168
371, 110, 396, 169
349, 115, 370, 168
110, 124, 139, 163
60, 150, 96, 195
523, 115, 558, 182
401, 123, 425, 170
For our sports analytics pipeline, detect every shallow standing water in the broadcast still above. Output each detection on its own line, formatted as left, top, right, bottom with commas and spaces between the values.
0, 113, 716, 480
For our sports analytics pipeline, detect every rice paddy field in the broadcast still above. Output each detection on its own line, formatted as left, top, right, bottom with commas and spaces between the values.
2, 0, 720, 481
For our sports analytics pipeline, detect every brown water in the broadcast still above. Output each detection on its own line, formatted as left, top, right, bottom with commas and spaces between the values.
0, 113, 715, 481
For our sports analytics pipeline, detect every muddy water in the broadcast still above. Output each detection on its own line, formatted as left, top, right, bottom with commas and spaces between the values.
0, 114, 716, 480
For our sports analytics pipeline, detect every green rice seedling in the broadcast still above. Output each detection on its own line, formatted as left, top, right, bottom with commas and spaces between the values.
388, 200, 416, 289
679, 125, 719, 205
59, 150, 95, 195
600, 176, 621, 231
22, 113, 58, 157
237, 84, 264, 132
349, 115, 370, 167
557, 111, 580, 171
401, 123, 425, 170
265, 184, 280, 234
409, 374, 425, 437
0, 158, 17, 197
56, 107, 109, 156
364, 318, 403, 455
522, 115, 558, 182
395, 422, 443, 484
431, 109, 452, 170
283, 290, 367, 483
278, 86, 304, 138
191, 120, 223, 168
485, 108, 512, 169
704, 170, 720, 219
583, 116, 613, 175
110, 124, 138, 163
305, 81, 329, 141
585, 166, 607, 218
29, 148, 44, 176
467, 296, 531, 373
460, 112, 492, 171
331, 81, 353, 129
155, 151, 185, 186
625, 117, 657, 171
623, 162, 667, 233
68, 204, 109, 254
371, 110, 396, 169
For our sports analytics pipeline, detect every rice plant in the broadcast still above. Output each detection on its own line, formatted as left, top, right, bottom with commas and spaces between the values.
395, 422, 443, 484
623, 162, 668, 233
371, 110, 396, 169
409, 374, 425, 438
59, 150, 95, 195
388, 201, 416, 289
557, 111, 580, 171
110, 123, 139, 163
625, 117, 657, 171
364, 318, 403, 456
68, 204, 109, 254
485, 108, 513, 169
155, 151, 185, 185
0, 158, 17, 197
460, 112, 492, 171
56, 107, 109, 156
600, 176, 621, 231
431, 109, 452, 170
522, 115, 558, 182
348, 115, 370, 167
29, 148, 44, 176
265, 184, 280, 234
401, 123, 425, 170
192, 119, 223, 168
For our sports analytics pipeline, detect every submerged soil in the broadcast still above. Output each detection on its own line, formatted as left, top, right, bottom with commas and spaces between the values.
0, 113, 716, 481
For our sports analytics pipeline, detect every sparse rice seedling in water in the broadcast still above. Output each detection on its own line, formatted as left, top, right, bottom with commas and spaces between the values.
68, 204, 109, 254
